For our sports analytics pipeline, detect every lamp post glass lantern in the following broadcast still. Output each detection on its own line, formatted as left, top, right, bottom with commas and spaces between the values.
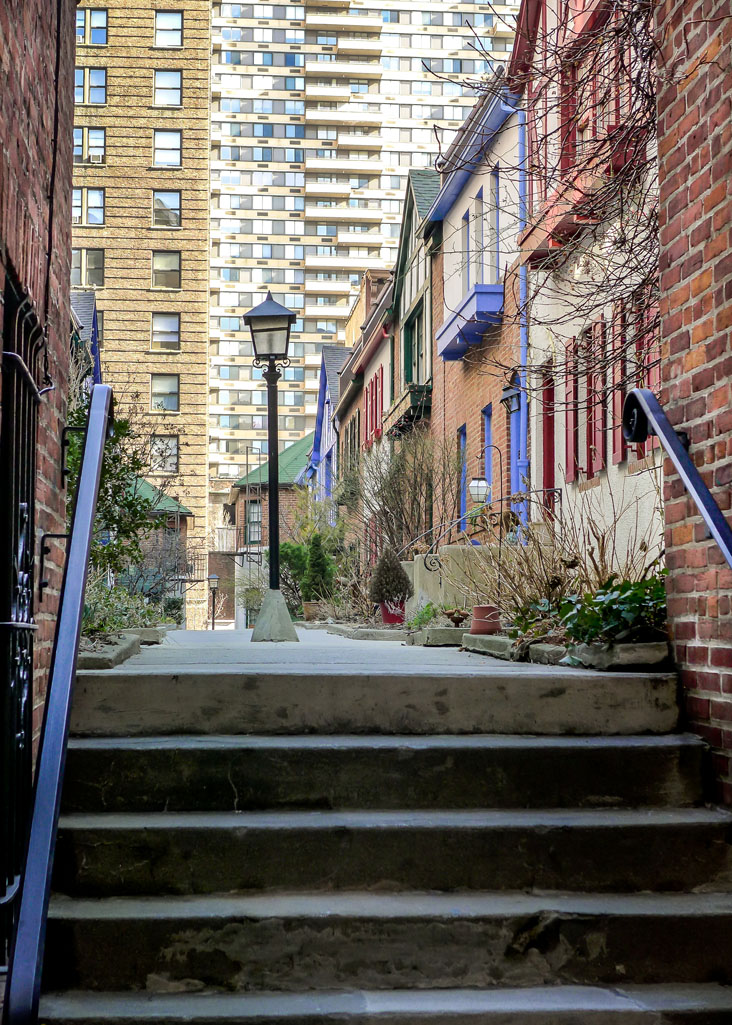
208, 574, 219, 631
468, 477, 491, 505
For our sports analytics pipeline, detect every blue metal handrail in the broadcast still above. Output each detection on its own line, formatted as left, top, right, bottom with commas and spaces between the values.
2, 384, 113, 1025
623, 387, 732, 570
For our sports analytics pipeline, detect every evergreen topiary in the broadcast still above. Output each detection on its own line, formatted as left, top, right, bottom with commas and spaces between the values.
368, 548, 414, 604
302, 532, 334, 601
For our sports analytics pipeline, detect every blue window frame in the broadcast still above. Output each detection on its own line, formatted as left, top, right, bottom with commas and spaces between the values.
482, 403, 493, 500
462, 211, 470, 294
458, 425, 467, 532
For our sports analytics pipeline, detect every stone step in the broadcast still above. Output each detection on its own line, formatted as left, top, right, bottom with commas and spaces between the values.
52, 808, 732, 897
44, 891, 732, 993
37, 984, 732, 1024
70, 668, 679, 737
61, 734, 706, 813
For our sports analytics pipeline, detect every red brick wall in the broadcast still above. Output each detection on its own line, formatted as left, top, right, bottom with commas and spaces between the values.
235, 485, 302, 548
430, 248, 521, 543
0, 0, 76, 750
656, 0, 732, 801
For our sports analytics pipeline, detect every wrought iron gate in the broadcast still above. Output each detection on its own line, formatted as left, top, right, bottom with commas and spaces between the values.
0, 272, 47, 970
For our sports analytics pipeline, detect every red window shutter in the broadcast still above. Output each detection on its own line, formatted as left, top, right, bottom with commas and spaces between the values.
542, 372, 555, 508
611, 304, 627, 465
587, 320, 606, 478
378, 365, 384, 425
565, 338, 578, 483
560, 64, 577, 171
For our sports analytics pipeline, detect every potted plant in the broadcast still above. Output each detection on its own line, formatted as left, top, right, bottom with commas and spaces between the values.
301, 533, 334, 621
368, 548, 414, 625
470, 602, 501, 635
559, 573, 669, 669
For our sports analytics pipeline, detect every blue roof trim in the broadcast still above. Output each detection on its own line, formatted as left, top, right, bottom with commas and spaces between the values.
436, 284, 504, 360
306, 351, 330, 474
425, 89, 521, 228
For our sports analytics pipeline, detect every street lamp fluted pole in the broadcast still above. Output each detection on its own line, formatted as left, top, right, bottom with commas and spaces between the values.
243, 291, 299, 642
263, 358, 281, 592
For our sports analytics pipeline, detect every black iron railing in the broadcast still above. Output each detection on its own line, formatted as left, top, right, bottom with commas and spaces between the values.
623, 387, 732, 571
0, 276, 50, 973
2, 383, 113, 1025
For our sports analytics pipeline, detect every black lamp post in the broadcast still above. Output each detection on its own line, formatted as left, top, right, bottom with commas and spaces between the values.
208, 573, 219, 631
243, 292, 299, 642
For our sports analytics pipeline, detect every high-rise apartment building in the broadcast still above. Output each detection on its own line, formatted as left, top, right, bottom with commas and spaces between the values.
208, 0, 517, 481
72, 1, 212, 626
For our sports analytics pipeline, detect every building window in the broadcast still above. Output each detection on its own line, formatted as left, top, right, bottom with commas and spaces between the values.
153, 130, 182, 166
75, 67, 107, 104
474, 189, 484, 286
72, 187, 105, 226
76, 8, 107, 45
155, 10, 182, 46
151, 374, 180, 412
152, 251, 181, 289
151, 312, 181, 351
96, 311, 104, 345
152, 190, 181, 227
154, 70, 182, 106
462, 210, 470, 294
246, 500, 262, 543
457, 425, 467, 532
73, 126, 106, 164
71, 248, 105, 287
150, 435, 179, 473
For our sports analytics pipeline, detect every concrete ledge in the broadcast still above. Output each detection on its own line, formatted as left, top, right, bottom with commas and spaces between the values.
530, 642, 568, 665
326, 624, 408, 642
121, 626, 170, 645
571, 641, 671, 670
77, 633, 141, 670
407, 626, 465, 647
461, 633, 514, 659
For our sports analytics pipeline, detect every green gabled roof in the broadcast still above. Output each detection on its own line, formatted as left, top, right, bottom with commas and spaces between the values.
234, 431, 314, 489
134, 477, 193, 517
409, 168, 441, 220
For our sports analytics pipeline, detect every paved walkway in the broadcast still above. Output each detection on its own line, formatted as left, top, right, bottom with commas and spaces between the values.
121, 627, 502, 674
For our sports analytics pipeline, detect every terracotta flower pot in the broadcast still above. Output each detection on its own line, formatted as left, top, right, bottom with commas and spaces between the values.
302, 601, 321, 622
380, 601, 405, 625
470, 603, 501, 635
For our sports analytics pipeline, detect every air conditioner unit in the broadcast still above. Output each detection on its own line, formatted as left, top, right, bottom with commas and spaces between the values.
89, 153, 103, 163
72, 214, 81, 224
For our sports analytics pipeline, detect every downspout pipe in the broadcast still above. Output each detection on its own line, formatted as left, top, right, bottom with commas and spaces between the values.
517, 104, 530, 526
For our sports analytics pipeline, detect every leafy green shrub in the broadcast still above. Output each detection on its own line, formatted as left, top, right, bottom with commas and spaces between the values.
82, 576, 172, 636
302, 533, 334, 601
507, 597, 561, 640
407, 601, 440, 630
368, 549, 413, 604
560, 573, 668, 645
66, 400, 156, 574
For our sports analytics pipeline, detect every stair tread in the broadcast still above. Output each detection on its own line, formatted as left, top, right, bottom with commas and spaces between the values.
65, 733, 705, 751
58, 807, 732, 829
38, 984, 732, 1018
48, 889, 732, 919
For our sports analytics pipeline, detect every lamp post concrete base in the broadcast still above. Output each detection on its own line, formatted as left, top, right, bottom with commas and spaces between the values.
251, 589, 299, 642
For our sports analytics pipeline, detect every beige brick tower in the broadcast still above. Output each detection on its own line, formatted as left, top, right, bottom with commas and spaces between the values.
73, 0, 212, 626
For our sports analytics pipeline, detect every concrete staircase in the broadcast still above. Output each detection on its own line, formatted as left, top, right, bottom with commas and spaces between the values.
39, 659, 732, 1023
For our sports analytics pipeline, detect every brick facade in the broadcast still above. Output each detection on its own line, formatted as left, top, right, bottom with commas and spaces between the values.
0, 0, 77, 747
430, 251, 521, 543
656, 0, 732, 801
